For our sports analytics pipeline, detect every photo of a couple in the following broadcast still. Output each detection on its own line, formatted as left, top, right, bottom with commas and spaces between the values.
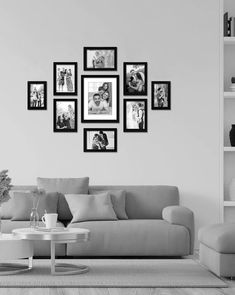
152, 81, 171, 110
124, 99, 147, 132
88, 82, 112, 115
84, 129, 117, 152
124, 63, 148, 96
53, 62, 77, 95
84, 47, 117, 70
54, 99, 77, 132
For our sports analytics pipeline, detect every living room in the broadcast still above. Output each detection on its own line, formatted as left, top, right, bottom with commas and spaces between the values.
0, 0, 233, 294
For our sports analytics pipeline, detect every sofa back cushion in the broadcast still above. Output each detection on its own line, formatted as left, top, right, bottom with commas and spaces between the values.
89, 185, 179, 219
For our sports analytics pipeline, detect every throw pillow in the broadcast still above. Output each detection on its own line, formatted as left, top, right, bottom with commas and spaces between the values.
11, 192, 59, 221
89, 189, 128, 220
64, 193, 117, 223
37, 177, 89, 221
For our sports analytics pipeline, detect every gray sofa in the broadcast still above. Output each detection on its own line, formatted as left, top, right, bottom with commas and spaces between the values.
2, 185, 194, 257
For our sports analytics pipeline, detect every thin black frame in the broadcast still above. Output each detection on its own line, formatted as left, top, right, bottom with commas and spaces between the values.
27, 81, 47, 110
123, 62, 148, 96
84, 128, 118, 152
151, 81, 171, 110
83, 47, 117, 71
53, 99, 78, 133
123, 99, 148, 133
81, 75, 119, 123
53, 62, 78, 96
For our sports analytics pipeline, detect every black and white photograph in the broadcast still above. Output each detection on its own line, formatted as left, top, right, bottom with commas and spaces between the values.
123, 99, 147, 132
53, 99, 77, 132
123, 62, 148, 96
53, 62, 77, 96
84, 47, 117, 71
151, 81, 171, 110
27, 81, 47, 110
84, 128, 117, 152
81, 75, 119, 123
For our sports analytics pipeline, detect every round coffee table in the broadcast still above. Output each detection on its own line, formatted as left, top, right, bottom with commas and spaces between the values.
12, 228, 90, 275
0, 234, 33, 275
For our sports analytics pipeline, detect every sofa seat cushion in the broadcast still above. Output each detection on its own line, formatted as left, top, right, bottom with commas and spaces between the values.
1, 220, 66, 256
198, 223, 235, 253
66, 219, 190, 256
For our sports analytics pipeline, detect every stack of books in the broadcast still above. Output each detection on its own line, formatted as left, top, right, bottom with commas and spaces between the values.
224, 12, 235, 37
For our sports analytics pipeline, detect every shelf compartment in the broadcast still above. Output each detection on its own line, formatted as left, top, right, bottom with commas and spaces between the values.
224, 37, 235, 44
224, 201, 235, 207
224, 92, 235, 99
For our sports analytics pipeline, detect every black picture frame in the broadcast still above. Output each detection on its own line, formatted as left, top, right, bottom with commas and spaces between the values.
151, 81, 171, 110
84, 128, 118, 152
123, 62, 148, 96
53, 62, 77, 96
53, 99, 77, 132
81, 75, 119, 123
123, 99, 148, 133
83, 47, 117, 71
27, 81, 47, 110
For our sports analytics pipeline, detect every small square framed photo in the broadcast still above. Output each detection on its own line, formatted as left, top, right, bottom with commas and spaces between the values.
53, 99, 77, 132
123, 62, 148, 96
81, 75, 119, 123
123, 99, 148, 132
53, 62, 77, 96
27, 81, 47, 110
84, 128, 117, 152
151, 81, 171, 110
84, 47, 117, 71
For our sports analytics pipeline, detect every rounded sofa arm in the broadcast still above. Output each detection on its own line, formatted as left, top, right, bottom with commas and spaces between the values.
162, 206, 194, 255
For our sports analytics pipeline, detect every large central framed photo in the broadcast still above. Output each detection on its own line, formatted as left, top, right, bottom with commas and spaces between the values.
81, 75, 119, 123
53, 99, 77, 132
53, 62, 77, 96
84, 128, 117, 152
123, 62, 148, 96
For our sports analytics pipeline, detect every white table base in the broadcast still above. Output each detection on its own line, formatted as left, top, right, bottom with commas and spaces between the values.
0, 257, 33, 275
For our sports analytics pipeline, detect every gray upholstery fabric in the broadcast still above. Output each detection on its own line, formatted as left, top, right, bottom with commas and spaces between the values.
198, 223, 235, 253
162, 206, 194, 255
67, 220, 190, 256
89, 189, 128, 220
1, 220, 66, 256
89, 185, 179, 219
200, 243, 235, 277
37, 177, 89, 221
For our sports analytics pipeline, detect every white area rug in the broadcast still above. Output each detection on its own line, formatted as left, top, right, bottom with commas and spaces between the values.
0, 259, 227, 288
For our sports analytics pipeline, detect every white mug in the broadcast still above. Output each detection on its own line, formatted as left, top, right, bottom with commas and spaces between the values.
42, 213, 58, 229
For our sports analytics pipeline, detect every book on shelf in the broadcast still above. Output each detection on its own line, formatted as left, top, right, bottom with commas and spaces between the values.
224, 12, 228, 36
224, 12, 235, 37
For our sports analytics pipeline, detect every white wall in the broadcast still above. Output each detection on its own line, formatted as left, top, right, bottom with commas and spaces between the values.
0, 0, 220, 246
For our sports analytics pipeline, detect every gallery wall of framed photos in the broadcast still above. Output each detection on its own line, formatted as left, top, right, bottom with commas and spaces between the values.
27, 47, 171, 153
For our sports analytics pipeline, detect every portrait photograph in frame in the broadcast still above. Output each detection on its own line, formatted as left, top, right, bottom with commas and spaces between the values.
84, 47, 117, 71
123, 62, 148, 96
53, 99, 77, 132
53, 62, 77, 96
27, 81, 47, 110
123, 99, 148, 133
151, 81, 171, 110
84, 128, 117, 152
81, 75, 119, 123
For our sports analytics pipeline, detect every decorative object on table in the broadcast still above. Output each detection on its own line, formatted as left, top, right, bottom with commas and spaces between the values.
229, 77, 235, 92
83, 47, 117, 71
53, 99, 77, 132
228, 178, 235, 200
123, 62, 147, 96
27, 81, 47, 110
151, 81, 171, 110
123, 99, 148, 133
30, 188, 45, 228
53, 62, 77, 96
83, 128, 117, 152
229, 124, 235, 146
42, 213, 58, 229
0, 170, 12, 233
81, 75, 119, 123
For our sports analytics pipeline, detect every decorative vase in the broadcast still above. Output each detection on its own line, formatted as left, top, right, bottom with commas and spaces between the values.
30, 208, 39, 228
229, 125, 235, 146
229, 178, 235, 200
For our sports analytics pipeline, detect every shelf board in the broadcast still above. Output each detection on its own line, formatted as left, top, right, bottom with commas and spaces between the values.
224, 37, 235, 44
224, 92, 235, 99
224, 147, 235, 152
224, 201, 235, 207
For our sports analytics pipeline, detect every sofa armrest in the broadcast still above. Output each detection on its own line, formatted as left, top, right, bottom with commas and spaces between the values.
162, 206, 194, 255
